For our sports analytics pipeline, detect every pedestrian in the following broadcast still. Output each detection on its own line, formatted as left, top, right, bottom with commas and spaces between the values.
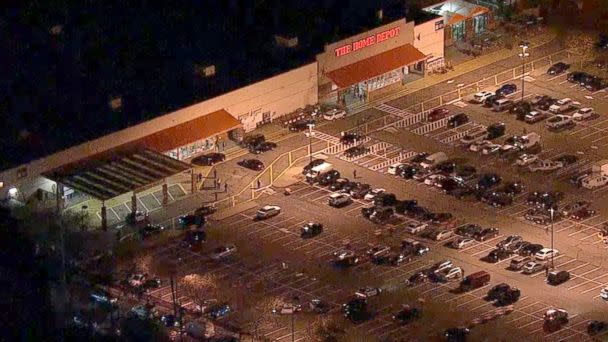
224, 183, 228, 193
545, 266, 549, 277
217, 178, 221, 189
353, 169, 357, 179
257, 179, 261, 189
214, 169, 217, 179
198, 173, 202, 182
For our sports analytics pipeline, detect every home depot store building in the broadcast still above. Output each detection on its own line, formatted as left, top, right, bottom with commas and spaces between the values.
317, 17, 444, 106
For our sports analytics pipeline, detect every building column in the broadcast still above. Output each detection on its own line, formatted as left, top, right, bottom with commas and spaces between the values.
101, 202, 107, 231
55, 182, 65, 214
131, 192, 138, 214
162, 182, 169, 205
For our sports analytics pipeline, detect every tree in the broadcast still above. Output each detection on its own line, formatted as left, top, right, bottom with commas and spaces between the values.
119, 316, 169, 342
179, 273, 219, 314
309, 317, 345, 342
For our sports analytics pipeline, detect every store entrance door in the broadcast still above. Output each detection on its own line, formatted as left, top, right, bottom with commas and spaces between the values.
342, 83, 367, 107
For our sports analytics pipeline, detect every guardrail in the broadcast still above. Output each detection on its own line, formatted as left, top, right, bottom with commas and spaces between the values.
412, 115, 455, 135
369, 151, 418, 171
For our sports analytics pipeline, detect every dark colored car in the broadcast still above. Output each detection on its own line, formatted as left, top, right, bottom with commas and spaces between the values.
526, 191, 564, 208
329, 178, 349, 191
537, 97, 558, 111
547, 62, 570, 75
238, 159, 264, 170
474, 227, 499, 241
191, 153, 226, 166
249, 141, 277, 154
343, 298, 370, 323
392, 306, 422, 324
406, 205, 431, 220
341, 181, 360, 193
182, 230, 207, 249
140, 224, 165, 239
547, 270, 570, 285
195, 205, 217, 216
486, 122, 506, 139
438, 178, 463, 193
454, 165, 477, 180
318, 170, 340, 186
554, 154, 578, 166
240, 134, 265, 149
477, 173, 502, 190
484, 248, 511, 263
520, 243, 544, 257
448, 113, 469, 128
344, 146, 370, 158
395, 200, 418, 214
585, 77, 608, 91
289, 119, 314, 132
428, 107, 450, 122
496, 83, 517, 97
496, 287, 521, 306
178, 214, 205, 229
449, 185, 476, 199
444, 327, 470, 342
350, 183, 372, 199
456, 224, 482, 238
301, 222, 323, 238
410, 152, 429, 164
401, 239, 430, 256
486, 283, 511, 301
398, 164, 420, 179
567, 71, 588, 83
499, 181, 525, 196
428, 212, 454, 225
340, 132, 363, 145
374, 193, 397, 206
587, 320, 608, 336
407, 271, 428, 286
206, 303, 231, 320
302, 159, 325, 175
571, 207, 596, 221
483, 94, 503, 107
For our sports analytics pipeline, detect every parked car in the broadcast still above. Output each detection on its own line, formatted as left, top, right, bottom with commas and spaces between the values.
547, 270, 570, 285
499, 181, 525, 196
509, 256, 532, 271
571, 108, 596, 122
211, 244, 237, 260
485, 248, 511, 263
237, 159, 264, 170
547, 62, 570, 75
340, 132, 363, 145
495, 287, 521, 306
524, 110, 549, 124
90, 288, 118, 305
302, 159, 326, 175
567, 71, 588, 83
456, 224, 482, 238
195, 205, 217, 216
471, 91, 494, 104
140, 224, 165, 239
401, 239, 430, 256
255, 205, 281, 219
520, 243, 544, 257
328, 193, 352, 207
571, 207, 596, 220
355, 287, 382, 299
486, 122, 506, 139
553, 154, 578, 166
329, 178, 349, 191
477, 173, 502, 190
515, 153, 538, 166
535, 248, 559, 260
191, 153, 225, 166
323, 108, 346, 121
496, 83, 517, 97
549, 98, 580, 114
460, 130, 488, 145
249, 141, 277, 154
240, 134, 265, 149
448, 113, 469, 128
510, 101, 532, 120
587, 321, 608, 336
528, 160, 563, 172
398, 164, 420, 179
483, 94, 502, 107
364, 188, 385, 201
543, 309, 568, 331
350, 183, 372, 199
342, 298, 369, 322
497, 235, 523, 250
428, 107, 450, 122
444, 328, 470, 342
561, 201, 591, 216
206, 303, 231, 320
522, 261, 547, 274
344, 146, 369, 158
585, 77, 608, 91
289, 119, 314, 132
473, 228, 499, 241
178, 214, 206, 229
392, 305, 422, 324
546, 115, 574, 130
459, 271, 490, 292
450, 237, 475, 249
333, 250, 360, 267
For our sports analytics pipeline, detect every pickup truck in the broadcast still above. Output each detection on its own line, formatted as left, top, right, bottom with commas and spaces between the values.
549, 98, 580, 114
546, 115, 574, 130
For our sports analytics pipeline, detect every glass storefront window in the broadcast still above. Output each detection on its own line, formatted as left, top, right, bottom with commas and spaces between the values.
367, 69, 402, 92
474, 15, 487, 34
166, 138, 215, 160
452, 22, 465, 41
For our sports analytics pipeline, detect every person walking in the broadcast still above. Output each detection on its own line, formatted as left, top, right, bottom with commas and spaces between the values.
353, 169, 357, 179
224, 183, 228, 193
545, 266, 549, 277
257, 179, 261, 189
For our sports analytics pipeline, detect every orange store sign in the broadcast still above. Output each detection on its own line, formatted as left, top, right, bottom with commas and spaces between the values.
334, 27, 401, 57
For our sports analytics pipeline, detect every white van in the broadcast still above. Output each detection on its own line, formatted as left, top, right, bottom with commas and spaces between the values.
581, 174, 608, 189
459, 130, 488, 145
492, 99, 514, 112
420, 152, 448, 169
514, 132, 540, 149
323, 108, 346, 121
471, 91, 494, 104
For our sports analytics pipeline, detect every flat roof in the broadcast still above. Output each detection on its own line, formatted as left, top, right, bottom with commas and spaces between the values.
2, 1, 439, 171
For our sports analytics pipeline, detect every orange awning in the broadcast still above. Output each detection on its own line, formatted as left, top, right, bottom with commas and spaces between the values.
326, 44, 427, 88
136, 109, 241, 152
447, 13, 467, 25
469, 6, 489, 17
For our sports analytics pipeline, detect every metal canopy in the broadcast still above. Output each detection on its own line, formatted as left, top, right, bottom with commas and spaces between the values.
45, 148, 191, 201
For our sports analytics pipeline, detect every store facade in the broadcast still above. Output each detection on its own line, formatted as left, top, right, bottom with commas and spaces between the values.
317, 18, 441, 107
423, 0, 492, 46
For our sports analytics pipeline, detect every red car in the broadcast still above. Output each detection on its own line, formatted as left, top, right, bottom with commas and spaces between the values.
427, 107, 450, 122
570, 208, 596, 221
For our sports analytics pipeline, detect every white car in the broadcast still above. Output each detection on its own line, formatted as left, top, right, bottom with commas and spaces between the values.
545, 115, 573, 130
601, 287, 608, 301
572, 107, 595, 121
273, 303, 302, 315
460, 130, 488, 145
515, 153, 538, 166
364, 188, 385, 201
387, 163, 403, 175
211, 244, 237, 260
535, 248, 559, 260
323, 108, 346, 121
355, 286, 382, 298
434, 229, 454, 241
528, 160, 563, 172
128, 273, 147, 287
404, 222, 428, 234
581, 174, 608, 189
256, 205, 281, 219
424, 174, 445, 186
481, 143, 501, 155
471, 91, 494, 104
451, 237, 475, 249
443, 266, 464, 281
430, 259, 453, 273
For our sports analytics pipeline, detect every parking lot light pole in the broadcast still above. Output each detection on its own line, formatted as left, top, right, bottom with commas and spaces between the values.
518, 42, 530, 102
307, 123, 315, 163
550, 207, 555, 269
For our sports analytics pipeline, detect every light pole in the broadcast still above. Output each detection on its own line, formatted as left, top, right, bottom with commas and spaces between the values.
307, 122, 315, 163
518, 42, 530, 102
550, 207, 555, 269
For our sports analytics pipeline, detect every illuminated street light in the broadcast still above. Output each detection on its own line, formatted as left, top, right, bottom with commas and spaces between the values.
518, 42, 530, 102
8, 187, 18, 197
549, 207, 555, 269
307, 122, 315, 164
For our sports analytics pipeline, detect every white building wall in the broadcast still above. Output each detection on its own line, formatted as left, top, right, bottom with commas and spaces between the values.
413, 18, 445, 61
0, 62, 318, 199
